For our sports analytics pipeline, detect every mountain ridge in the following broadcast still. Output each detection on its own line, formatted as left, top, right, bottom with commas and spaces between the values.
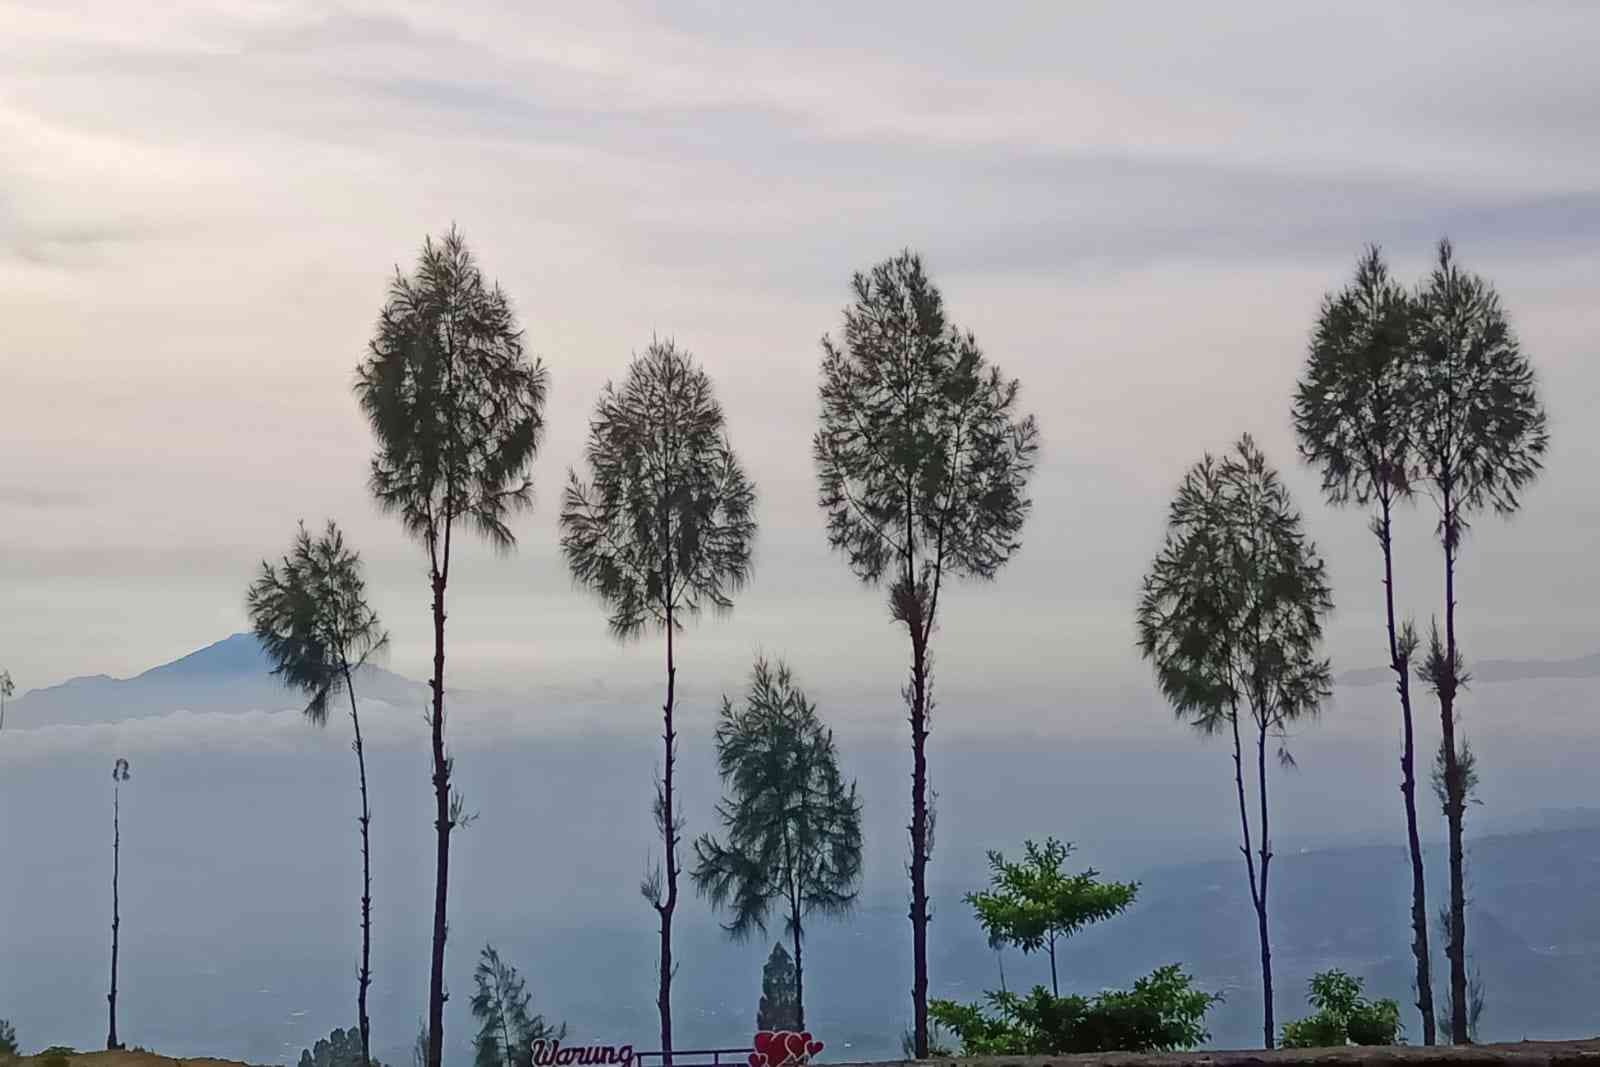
1334, 649, 1600, 687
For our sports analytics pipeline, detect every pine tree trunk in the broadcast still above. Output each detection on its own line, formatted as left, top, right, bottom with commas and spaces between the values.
1440, 524, 1469, 1044
427, 569, 452, 1067
658, 612, 678, 1067
1380, 505, 1435, 1045
1255, 720, 1275, 1051
1048, 935, 1058, 998
908, 626, 930, 1059
1228, 710, 1265, 1049
107, 783, 122, 1051
792, 911, 805, 1032
346, 668, 375, 1067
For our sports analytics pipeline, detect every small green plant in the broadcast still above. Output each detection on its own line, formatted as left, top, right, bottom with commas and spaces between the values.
965, 838, 1138, 997
1279, 970, 1402, 1048
929, 965, 1219, 1055
0, 1019, 17, 1058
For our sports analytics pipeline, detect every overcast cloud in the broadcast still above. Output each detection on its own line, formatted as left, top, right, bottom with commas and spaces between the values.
3, 1, 1598, 731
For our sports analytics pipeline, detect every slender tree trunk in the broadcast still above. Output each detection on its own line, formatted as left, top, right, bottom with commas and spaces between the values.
995, 946, 1006, 994
501, 986, 517, 1067
792, 908, 805, 1031
345, 668, 375, 1067
107, 783, 122, 1051
1380, 504, 1435, 1045
1439, 517, 1469, 1043
907, 625, 931, 1059
427, 569, 452, 1067
658, 612, 678, 1066
1227, 709, 1266, 1048
1255, 719, 1275, 1051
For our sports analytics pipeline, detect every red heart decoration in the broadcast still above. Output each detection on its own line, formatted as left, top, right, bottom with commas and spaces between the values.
783, 1033, 807, 1063
753, 1034, 775, 1059
748, 1054, 766, 1067
806, 1042, 823, 1058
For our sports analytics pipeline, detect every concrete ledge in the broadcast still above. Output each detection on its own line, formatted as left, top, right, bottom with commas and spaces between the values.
850, 1039, 1600, 1067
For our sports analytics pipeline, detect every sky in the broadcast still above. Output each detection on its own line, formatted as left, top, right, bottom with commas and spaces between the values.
3, 0, 1599, 726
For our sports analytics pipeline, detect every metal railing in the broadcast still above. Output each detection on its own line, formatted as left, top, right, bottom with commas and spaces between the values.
632, 1048, 752, 1067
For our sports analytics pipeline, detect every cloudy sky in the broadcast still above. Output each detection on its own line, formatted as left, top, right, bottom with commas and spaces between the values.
4, 1, 1598, 726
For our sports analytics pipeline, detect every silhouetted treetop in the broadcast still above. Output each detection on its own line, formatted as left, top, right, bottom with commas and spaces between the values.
355, 225, 549, 553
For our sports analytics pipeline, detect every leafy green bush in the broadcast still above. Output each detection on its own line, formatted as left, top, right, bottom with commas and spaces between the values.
0, 1019, 17, 1059
929, 964, 1220, 1055
1280, 970, 1402, 1048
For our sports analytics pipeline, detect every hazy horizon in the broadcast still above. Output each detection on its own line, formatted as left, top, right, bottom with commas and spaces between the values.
5, 1, 1600, 723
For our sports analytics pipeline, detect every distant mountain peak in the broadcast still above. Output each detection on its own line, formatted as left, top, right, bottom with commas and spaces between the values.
134, 632, 272, 682
5, 633, 423, 730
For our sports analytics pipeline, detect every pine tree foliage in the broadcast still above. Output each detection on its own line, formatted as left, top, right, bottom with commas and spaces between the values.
1136, 434, 1333, 1049
470, 944, 566, 1067
1409, 239, 1547, 1044
248, 519, 388, 1067
560, 336, 756, 1062
247, 521, 387, 724
756, 943, 800, 1032
1291, 245, 1436, 1044
692, 657, 862, 1028
560, 338, 756, 639
812, 249, 1039, 1057
354, 226, 549, 1067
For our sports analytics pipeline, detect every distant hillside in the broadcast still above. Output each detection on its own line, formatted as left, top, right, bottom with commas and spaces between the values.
1336, 650, 1600, 687
3, 633, 426, 729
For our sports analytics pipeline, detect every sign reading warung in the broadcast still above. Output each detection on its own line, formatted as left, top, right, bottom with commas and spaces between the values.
531, 1031, 824, 1067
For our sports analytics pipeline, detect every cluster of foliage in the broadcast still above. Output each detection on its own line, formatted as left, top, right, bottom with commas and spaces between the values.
965, 837, 1137, 996
1279, 970, 1402, 1048
1293, 248, 1436, 1041
930, 836, 1219, 1055
757, 944, 800, 1032
298, 1026, 388, 1067
930, 965, 1219, 1055
470, 944, 565, 1067
813, 250, 1040, 1056
560, 337, 757, 1059
693, 658, 862, 1030
0, 1019, 16, 1059
249, 521, 388, 1067
1292, 241, 1547, 1045
356, 227, 550, 1067
1136, 433, 1333, 1047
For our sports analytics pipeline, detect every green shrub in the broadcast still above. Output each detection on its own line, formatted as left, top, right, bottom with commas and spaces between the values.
1280, 969, 1402, 1048
929, 964, 1220, 1055
39, 1056, 70, 1067
0, 1019, 17, 1058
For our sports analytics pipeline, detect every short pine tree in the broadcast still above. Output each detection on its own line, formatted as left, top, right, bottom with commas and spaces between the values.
757, 943, 800, 1032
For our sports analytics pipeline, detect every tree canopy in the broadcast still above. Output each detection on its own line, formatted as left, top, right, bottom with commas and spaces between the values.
470, 944, 565, 1067
966, 838, 1138, 996
560, 337, 757, 639
247, 520, 387, 724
